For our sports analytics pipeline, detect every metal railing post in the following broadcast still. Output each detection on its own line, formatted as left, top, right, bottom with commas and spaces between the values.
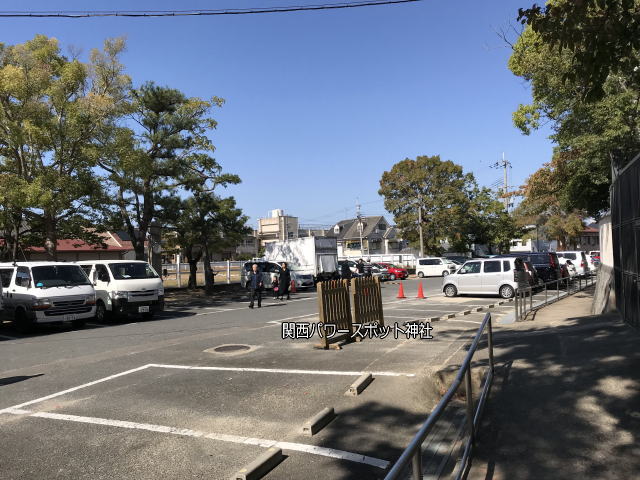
488, 317, 494, 374
529, 287, 533, 311
557, 280, 560, 302
465, 368, 475, 445
412, 447, 422, 480
226, 260, 231, 284
544, 282, 548, 305
514, 291, 519, 321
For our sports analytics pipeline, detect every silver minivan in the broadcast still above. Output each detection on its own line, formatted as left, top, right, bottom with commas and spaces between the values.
442, 257, 528, 299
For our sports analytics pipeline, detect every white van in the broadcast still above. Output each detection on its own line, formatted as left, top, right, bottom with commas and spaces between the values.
416, 257, 458, 277
77, 260, 164, 321
442, 257, 528, 299
555, 251, 590, 277
0, 262, 96, 331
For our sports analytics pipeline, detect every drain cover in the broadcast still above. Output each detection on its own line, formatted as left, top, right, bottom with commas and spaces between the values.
212, 344, 251, 353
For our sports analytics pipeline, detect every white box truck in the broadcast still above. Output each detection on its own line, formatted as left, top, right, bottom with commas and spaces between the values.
264, 237, 339, 286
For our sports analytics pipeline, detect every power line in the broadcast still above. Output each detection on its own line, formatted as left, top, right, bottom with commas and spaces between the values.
0, 0, 421, 18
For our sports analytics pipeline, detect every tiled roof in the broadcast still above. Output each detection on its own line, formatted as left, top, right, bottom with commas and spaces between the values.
25, 231, 133, 253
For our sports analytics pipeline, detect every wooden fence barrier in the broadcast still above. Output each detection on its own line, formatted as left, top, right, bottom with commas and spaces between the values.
316, 279, 352, 349
351, 276, 385, 332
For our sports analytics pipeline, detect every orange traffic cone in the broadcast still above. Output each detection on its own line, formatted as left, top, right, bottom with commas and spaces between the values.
290, 279, 297, 293
396, 282, 406, 299
416, 282, 426, 299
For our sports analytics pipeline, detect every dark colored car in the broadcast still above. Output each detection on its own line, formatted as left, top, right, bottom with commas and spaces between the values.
504, 252, 562, 284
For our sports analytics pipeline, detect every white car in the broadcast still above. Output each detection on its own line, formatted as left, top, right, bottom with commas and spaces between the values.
442, 257, 529, 299
558, 257, 578, 278
77, 260, 164, 321
556, 251, 590, 277
0, 262, 96, 331
416, 257, 458, 277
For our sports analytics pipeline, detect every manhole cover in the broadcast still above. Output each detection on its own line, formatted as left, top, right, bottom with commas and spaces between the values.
211, 344, 251, 353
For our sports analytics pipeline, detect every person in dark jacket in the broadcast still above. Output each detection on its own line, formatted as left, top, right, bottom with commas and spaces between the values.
340, 261, 352, 279
278, 262, 291, 301
248, 263, 263, 308
356, 259, 365, 275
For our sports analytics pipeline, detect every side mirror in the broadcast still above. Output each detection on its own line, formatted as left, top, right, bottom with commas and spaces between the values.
458, 270, 465, 275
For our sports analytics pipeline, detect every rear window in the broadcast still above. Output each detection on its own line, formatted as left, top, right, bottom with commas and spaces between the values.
503, 261, 511, 272
483, 261, 501, 273
557, 252, 577, 260
527, 254, 551, 265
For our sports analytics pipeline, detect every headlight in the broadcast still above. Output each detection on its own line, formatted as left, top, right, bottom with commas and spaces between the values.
111, 291, 128, 299
32, 298, 52, 310
85, 294, 96, 305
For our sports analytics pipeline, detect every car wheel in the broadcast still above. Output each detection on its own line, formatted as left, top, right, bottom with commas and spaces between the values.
417, 272, 424, 278
15, 308, 35, 334
442, 271, 449, 277
142, 312, 155, 321
71, 319, 86, 329
95, 301, 108, 323
390, 274, 396, 281
444, 284, 458, 297
499, 285, 515, 299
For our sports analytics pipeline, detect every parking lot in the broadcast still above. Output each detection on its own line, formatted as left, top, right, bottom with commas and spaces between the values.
0, 278, 518, 479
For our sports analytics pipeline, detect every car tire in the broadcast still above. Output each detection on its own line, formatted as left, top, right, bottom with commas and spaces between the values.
94, 301, 108, 323
444, 284, 458, 297
442, 271, 449, 277
499, 285, 515, 299
390, 274, 396, 281
15, 308, 35, 334
417, 272, 424, 278
71, 319, 86, 329
142, 312, 155, 321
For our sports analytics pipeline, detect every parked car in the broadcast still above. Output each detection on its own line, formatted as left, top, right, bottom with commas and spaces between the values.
504, 252, 562, 284
416, 257, 458, 277
0, 262, 96, 331
77, 260, 164, 321
442, 257, 529, 299
589, 250, 600, 261
556, 251, 590, 277
371, 265, 391, 281
241, 261, 314, 290
443, 255, 470, 265
375, 262, 408, 280
557, 257, 578, 278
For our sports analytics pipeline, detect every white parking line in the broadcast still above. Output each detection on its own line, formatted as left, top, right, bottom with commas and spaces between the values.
267, 313, 318, 325
0, 364, 153, 414
148, 363, 415, 377
3, 409, 388, 469
444, 319, 483, 325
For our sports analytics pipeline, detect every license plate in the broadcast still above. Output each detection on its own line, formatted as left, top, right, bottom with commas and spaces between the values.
138, 306, 150, 313
64, 314, 77, 322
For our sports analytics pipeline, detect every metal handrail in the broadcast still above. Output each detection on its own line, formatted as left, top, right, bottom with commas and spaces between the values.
384, 312, 494, 480
515, 272, 597, 321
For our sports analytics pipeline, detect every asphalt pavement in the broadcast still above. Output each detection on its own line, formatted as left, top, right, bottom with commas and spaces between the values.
0, 277, 516, 480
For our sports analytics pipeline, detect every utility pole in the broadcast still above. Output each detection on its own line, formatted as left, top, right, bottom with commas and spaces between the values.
418, 204, 424, 258
356, 201, 364, 258
491, 152, 512, 211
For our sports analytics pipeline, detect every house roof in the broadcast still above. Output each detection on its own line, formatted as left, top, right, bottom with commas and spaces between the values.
333, 216, 391, 240
25, 231, 133, 253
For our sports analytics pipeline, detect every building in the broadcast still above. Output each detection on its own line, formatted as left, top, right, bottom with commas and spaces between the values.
329, 216, 403, 256
23, 231, 134, 261
257, 209, 299, 246
576, 224, 600, 251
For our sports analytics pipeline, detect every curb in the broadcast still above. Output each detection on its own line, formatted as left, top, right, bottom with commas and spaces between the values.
232, 447, 284, 480
302, 407, 336, 436
346, 373, 373, 396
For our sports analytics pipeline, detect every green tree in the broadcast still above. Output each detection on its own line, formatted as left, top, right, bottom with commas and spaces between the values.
161, 193, 249, 292
99, 82, 228, 261
0, 35, 129, 259
518, 0, 640, 101
378, 155, 476, 256
508, 25, 640, 216
465, 188, 520, 254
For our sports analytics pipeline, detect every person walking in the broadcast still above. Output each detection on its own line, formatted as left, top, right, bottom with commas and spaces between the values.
340, 261, 352, 280
278, 262, 291, 301
248, 263, 263, 309
356, 259, 365, 276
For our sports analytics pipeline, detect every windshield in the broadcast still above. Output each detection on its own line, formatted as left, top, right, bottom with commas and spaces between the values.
32, 265, 91, 288
108, 263, 159, 280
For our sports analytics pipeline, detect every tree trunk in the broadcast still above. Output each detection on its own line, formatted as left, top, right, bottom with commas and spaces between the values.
203, 245, 214, 295
188, 261, 198, 289
43, 214, 58, 261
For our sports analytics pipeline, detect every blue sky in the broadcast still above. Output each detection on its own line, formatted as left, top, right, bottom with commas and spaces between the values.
0, 0, 553, 228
